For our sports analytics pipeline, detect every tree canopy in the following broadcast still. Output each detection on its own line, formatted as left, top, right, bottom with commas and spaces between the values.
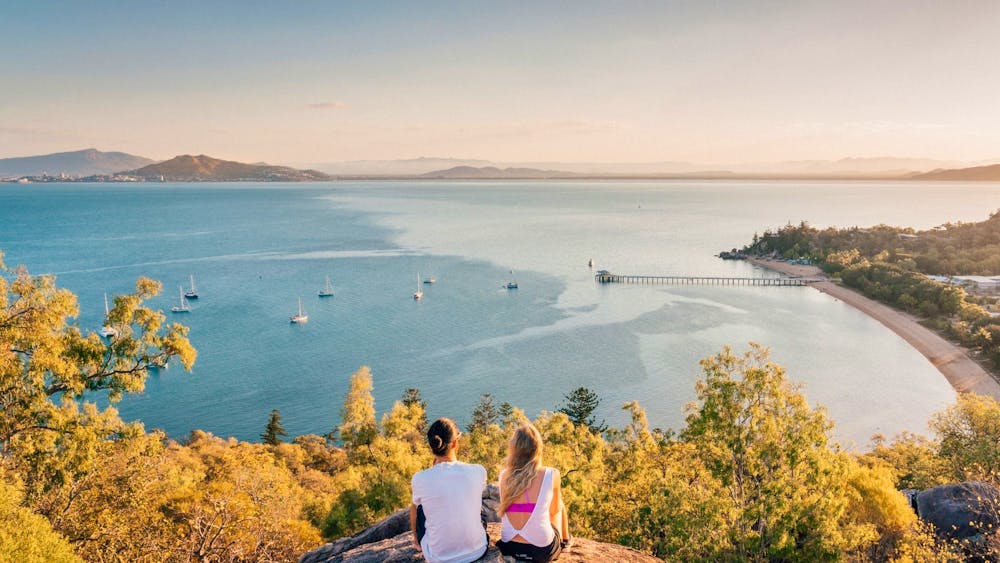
0, 253, 990, 561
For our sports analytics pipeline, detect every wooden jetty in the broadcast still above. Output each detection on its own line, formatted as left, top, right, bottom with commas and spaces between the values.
595, 271, 823, 286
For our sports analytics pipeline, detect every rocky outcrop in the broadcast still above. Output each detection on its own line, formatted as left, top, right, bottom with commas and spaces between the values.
302, 522, 660, 562
915, 481, 1000, 541
301, 484, 661, 563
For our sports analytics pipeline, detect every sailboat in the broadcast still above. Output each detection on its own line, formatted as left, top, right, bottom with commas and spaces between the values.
290, 297, 308, 323
505, 270, 519, 289
171, 286, 191, 313
423, 275, 436, 284
318, 276, 334, 297
184, 275, 199, 299
99, 293, 117, 338
413, 273, 423, 300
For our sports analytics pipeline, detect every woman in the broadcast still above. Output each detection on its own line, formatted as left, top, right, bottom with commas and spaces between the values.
410, 418, 489, 563
496, 422, 571, 562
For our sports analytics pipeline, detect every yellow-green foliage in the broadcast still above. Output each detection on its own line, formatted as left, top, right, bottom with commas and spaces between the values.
865, 432, 950, 490
0, 257, 993, 561
321, 368, 432, 538
0, 479, 80, 563
157, 431, 323, 561
337, 366, 377, 450
932, 392, 1000, 481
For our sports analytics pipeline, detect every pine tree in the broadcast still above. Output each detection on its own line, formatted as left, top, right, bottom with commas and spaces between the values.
558, 387, 606, 433
261, 408, 287, 445
401, 387, 428, 433
467, 393, 499, 433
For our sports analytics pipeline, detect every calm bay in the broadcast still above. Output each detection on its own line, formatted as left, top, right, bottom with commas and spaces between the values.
2, 180, 997, 447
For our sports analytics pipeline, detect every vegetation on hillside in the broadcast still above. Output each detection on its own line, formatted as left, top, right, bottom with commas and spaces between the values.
1, 254, 997, 561
127, 154, 331, 182
741, 213, 1000, 368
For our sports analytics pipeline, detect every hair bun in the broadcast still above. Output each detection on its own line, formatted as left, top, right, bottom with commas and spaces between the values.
427, 418, 459, 455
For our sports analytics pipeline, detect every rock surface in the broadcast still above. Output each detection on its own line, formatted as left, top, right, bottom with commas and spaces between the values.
301, 484, 661, 562
916, 481, 1000, 540
302, 522, 660, 563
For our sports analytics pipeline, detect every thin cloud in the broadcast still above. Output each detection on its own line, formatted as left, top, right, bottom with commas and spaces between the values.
784, 120, 947, 135
308, 101, 347, 110
456, 120, 626, 140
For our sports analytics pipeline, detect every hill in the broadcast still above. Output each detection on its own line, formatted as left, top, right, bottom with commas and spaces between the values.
307, 157, 494, 176
911, 164, 1000, 181
0, 148, 153, 178
420, 165, 574, 179
127, 154, 330, 181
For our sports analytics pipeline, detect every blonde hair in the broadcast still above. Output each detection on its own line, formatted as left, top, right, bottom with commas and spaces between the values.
499, 422, 544, 515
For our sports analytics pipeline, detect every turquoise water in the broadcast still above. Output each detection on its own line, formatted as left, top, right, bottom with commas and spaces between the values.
2, 180, 997, 447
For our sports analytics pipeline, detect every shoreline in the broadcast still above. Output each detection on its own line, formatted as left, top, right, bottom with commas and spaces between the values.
747, 257, 1000, 400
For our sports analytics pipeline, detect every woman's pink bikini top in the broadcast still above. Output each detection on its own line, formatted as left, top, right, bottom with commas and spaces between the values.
506, 489, 536, 513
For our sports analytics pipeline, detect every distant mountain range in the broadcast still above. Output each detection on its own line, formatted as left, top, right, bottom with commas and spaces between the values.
0, 148, 154, 178
911, 164, 1000, 181
125, 155, 330, 182
421, 166, 574, 179
301, 157, 493, 176
417, 159, 1000, 181
305, 156, 1000, 178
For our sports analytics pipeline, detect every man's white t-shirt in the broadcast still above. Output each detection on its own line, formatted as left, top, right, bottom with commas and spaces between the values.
411, 461, 488, 563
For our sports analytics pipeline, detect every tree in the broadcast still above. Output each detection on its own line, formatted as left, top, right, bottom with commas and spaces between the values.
337, 366, 377, 449
931, 393, 1000, 480
938, 286, 966, 316
681, 343, 901, 561
467, 393, 499, 433
400, 388, 427, 433
0, 255, 196, 456
158, 431, 321, 561
558, 387, 607, 433
865, 431, 949, 490
262, 409, 288, 445
0, 480, 80, 563
381, 400, 427, 446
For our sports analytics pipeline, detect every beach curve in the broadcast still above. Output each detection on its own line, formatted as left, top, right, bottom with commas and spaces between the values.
748, 257, 1000, 400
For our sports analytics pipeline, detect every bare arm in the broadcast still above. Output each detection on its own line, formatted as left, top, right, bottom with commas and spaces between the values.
549, 469, 562, 526
410, 504, 420, 550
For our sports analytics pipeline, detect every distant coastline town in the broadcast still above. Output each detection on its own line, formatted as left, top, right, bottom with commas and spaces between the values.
5, 148, 1000, 183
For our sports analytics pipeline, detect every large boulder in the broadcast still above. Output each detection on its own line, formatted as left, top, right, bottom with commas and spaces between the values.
301, 509, 412, 563
915, 481, 1000, 541
301, 484, 661, 563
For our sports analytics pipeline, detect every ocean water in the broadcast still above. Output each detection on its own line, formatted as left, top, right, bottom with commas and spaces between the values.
2, 180, 998, 448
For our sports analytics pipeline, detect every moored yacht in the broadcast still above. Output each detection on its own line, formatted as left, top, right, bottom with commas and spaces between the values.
413, 273, 423, 300
290, 297, 308, 323
171, 286, 191, 313
505, 269, 518, 289
184, 274, 199, 299
99, 293, 117, 338
319, 276, 334, 297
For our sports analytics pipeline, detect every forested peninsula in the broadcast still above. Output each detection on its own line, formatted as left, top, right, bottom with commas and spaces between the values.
739, 211, 1000, 377
2, 252, 1000, 561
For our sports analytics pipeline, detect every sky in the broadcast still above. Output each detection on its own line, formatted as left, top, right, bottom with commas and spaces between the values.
2, 1, 999, 164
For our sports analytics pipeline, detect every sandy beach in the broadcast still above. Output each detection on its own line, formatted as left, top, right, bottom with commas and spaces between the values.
748, 257, 1000, 400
